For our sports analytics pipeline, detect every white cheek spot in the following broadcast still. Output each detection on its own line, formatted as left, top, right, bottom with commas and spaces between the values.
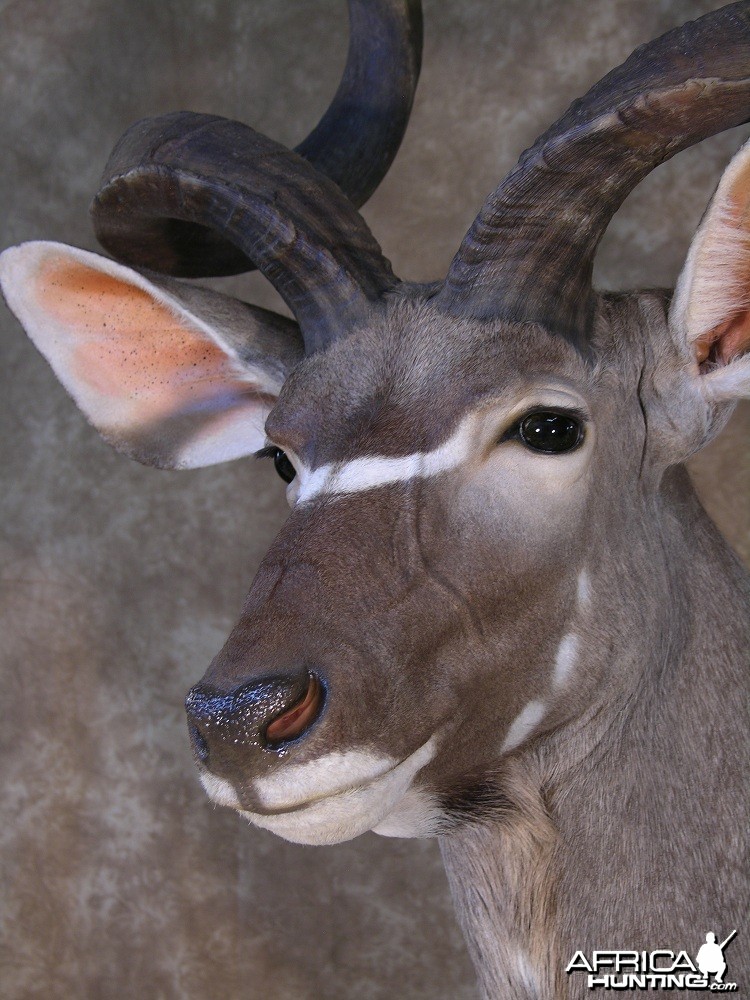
501, 700, 547, 754
372, 786, 442, 839
199, 770, 242, 809
577, 568, 591, 607
253, 749, 397, 810
515, 951, 540, 994
552, 632, 579, 689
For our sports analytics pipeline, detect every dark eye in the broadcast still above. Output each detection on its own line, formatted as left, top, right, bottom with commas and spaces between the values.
272, 448, 296, 483
517, 411, 583, 454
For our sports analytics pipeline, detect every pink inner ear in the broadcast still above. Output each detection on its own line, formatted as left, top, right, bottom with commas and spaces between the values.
702, 311, 750, 365
36, 259, 254, 428
695, 312, 750, 366
727, 168, 750, 221
693, 164, 750, 368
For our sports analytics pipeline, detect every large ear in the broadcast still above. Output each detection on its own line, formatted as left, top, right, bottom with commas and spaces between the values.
670, 140, 750, 402
0, 242, 303, 468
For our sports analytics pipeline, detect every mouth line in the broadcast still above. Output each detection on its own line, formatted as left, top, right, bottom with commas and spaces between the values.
240, 759, 409, 816
235, 736, 439, 818
197, 734, 441, 847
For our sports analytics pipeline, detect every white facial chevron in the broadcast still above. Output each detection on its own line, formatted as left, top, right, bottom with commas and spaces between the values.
292, 414, 475, 504
283, 384, 589, 506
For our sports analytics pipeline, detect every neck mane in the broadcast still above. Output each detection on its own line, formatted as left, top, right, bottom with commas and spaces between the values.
440, 470, 750, 999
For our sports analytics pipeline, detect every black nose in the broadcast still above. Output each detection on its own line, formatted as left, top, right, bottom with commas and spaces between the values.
185, 671, 323, 775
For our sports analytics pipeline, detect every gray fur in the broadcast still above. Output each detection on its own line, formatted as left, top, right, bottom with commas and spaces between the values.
201, 289, 750, 996
1, 2, 748, 997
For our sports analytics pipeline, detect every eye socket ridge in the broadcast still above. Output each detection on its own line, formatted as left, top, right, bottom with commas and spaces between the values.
255, 445, 297, 483
501, 408, 586, 454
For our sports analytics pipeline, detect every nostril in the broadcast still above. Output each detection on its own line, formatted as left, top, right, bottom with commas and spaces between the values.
185, 669, 323, 769
189, 723, 210, 763
265, 673, 323, 744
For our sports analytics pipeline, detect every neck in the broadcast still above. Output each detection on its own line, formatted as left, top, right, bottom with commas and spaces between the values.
439, 759, 561, 998
439, 469, 750, 999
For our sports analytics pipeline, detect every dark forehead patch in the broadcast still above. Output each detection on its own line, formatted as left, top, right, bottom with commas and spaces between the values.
266, 295, 594, 467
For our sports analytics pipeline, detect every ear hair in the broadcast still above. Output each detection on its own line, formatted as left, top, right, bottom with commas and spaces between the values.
670, 140, 750, 403
0, 241, 303, 468
674, 201, 750, 350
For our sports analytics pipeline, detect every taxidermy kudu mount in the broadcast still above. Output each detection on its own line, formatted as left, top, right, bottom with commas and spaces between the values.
2, 1, 749, 996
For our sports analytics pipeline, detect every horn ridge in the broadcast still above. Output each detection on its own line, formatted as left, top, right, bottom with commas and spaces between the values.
91, 1, 421, 288
436, 1, 750, 344
92, 112, 398, 353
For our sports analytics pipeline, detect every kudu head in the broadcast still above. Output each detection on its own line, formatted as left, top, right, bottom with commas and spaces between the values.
2, 1, 750, 845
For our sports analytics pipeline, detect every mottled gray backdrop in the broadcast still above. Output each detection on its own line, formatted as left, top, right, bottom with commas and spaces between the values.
1, 1, 748, 998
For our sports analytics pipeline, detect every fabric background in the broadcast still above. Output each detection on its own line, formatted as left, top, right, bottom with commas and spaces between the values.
1, 1, 748, 997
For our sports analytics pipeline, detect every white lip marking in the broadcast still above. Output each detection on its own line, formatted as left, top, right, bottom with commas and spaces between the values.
199, 771, 242, 809
295, 414, 474, 504
501, 700, 547, 754
552, 632, 579, 689
253, 749, 397, 811
239, 737, 438, 846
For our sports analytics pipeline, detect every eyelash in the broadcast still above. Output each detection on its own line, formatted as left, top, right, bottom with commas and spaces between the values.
256, 445, 298, 485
